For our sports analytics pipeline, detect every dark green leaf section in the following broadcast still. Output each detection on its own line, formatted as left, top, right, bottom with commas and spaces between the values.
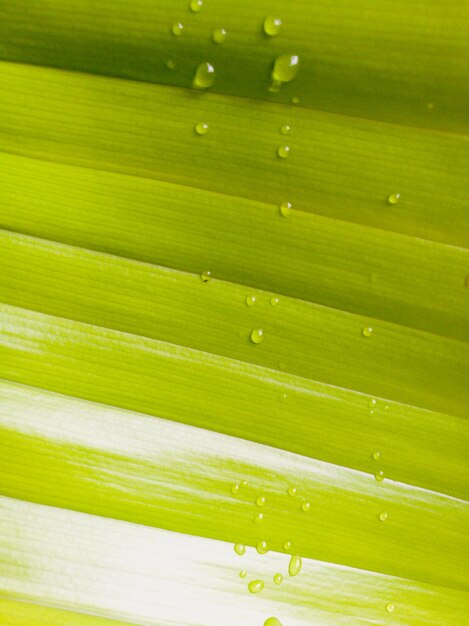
0, 304, 467, 500
0, 380, 468, 592
0, 0, 468, 132
0, 62, 468, 247
1, 154, 468, 342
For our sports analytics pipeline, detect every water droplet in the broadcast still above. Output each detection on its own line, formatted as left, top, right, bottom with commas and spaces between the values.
172, 22, 184, 36
368, 399, 377, 408
263, 15, 282, 37
193, 62, 216, 89
234, 543, 246, 555
273, 573, 283, 585
374, 471, 385, 483
387, 193, 401, 205
288, 554, 302, 576
270, 297, 280, 306
386, 603, 395, 614
248, 579, 264, 594
277, 145, 290, 159
362, 326, 374, 337
372, 451, 381, 460
212, 28, 227, 44
273, 54, 300, 83
256, 496, 266, 507
280, 392, 287, 402
301, 500, 311, 512
195, 121, 209, 135
280, 124, 291, 135
245, 295, 257, 307
268, 79, 282, 94
239, 569, 247, 578
264, 618, 283, 626
166, 59, 176, 70
384, 404, 390, 411
283, 541, 292, 550
287, 486, 297, 497
231, 483, 240, 494
379, 512, 388, 522
256, 540, 268, 554
279, 201, 292, 217
254, 512, 264, 524
250, 328, 265, 344
291, 96, 300, 104
240, 480, 248, 487
190, 0, 203, 12
200, 271, 212, 283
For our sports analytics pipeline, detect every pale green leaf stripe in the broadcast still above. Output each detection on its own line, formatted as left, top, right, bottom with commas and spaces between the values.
0, 0, 467, 133
1, 63, 468, 247
0, 380, 467, 592
1, 232, 467, 418
1, 155, 468, 342
0, 598, 137, 626
0, 305, 467, 501
1, 497, 468, 625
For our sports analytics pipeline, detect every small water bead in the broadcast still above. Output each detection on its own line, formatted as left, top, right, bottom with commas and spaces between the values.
279, 201, 292, 217
256, 540, 269, 554
248, 579, 264, 594
212, 28, 227, 44
172, 22, 184, 36
372, 451, 381, 461
256, 496, 266, 507
271, 297, 280, 306
193, 62, 216, 89
239, 569, 247, 579
273, 54, 300, 83
273, 573, 283, 585
251, 328, 265, 344
379, 512, 389, 522
264, 618, 283, 626
374, 471, 385, 483
254, 512, 264, 524
234, 543, 246, 556
362, 326, 374, 337
287, 486, 297, 497
280, 392, 288, 402
387, 193, 401, 205
283, 541, 292, 550
195, 121, 209, 135
166, 59, 176, 70
386, 603, 395, 614
301, 500, 311, 512
190, 0, 203, 12
245, 295, 257, 307
263, 15, 282, 37
277, 145, 290, 159
231, 483, 240, 494
268, 80, 282, 94
240, 480, 248, 487
200, 271, 212, 283
368, 399, 377, 408
288, 554, 302, 576
280, 124, 291, 135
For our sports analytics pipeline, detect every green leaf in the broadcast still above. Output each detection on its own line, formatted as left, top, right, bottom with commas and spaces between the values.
0, 0, 468, 624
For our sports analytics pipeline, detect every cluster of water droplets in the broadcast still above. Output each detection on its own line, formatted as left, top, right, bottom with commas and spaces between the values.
230, 477, 307, 610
